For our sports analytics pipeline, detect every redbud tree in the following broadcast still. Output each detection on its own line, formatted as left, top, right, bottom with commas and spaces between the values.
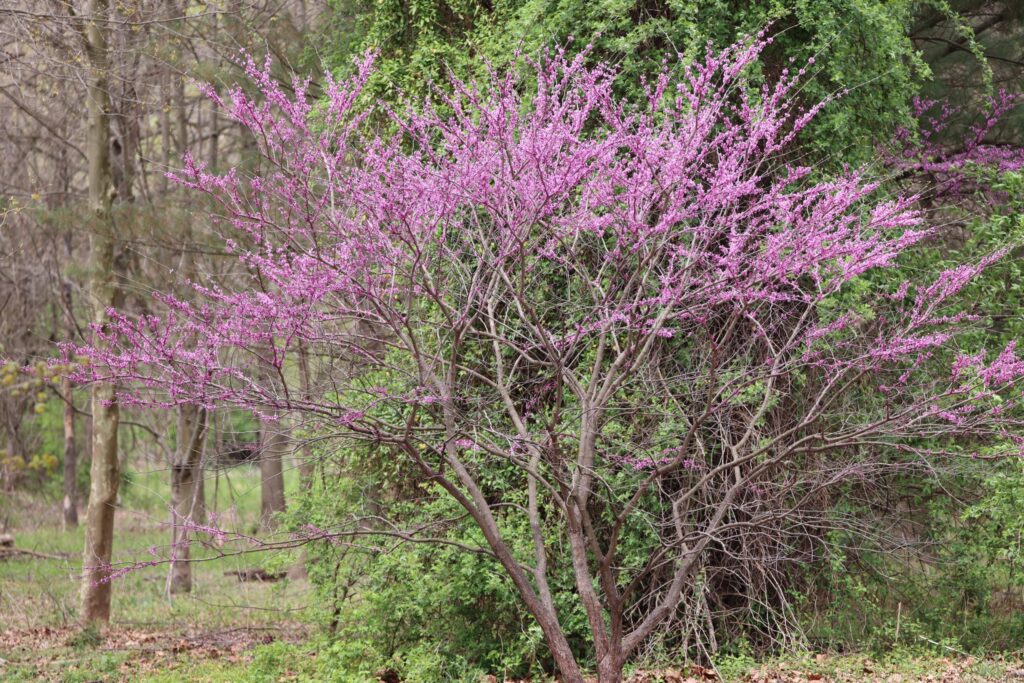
73, 35, 1024, 682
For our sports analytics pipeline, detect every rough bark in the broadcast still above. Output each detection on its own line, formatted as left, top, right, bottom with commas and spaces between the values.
79, 0, 121, 625
168, 404, 207, 594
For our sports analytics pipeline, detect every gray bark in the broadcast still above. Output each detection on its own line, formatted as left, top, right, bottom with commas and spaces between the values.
79, 0, 122, 626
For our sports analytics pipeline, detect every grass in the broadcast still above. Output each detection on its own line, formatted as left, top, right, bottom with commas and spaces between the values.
2, 462, 1021, 682
0, 463, 310, 681
728, 650, 1024, 682
125, 647, 1024, 683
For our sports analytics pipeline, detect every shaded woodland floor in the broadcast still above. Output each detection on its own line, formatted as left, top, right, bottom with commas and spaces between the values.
1, 469, 1022, 682
0, 467, 310, 681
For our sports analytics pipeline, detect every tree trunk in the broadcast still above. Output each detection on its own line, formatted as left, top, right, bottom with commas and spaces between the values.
61, 234, 78, 530
168, 404, 207, 594
166, 88, 205, 590
296, 342, 315, 487
62, 373, 78, 530
259, 414, 287, 529
596, 654, 624, 683
79, 0, 121, 625
80, 382, 119, 624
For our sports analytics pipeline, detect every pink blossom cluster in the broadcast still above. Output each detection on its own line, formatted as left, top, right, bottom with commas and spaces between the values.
889, 92, 1024, 197
61, 32, 1024, 472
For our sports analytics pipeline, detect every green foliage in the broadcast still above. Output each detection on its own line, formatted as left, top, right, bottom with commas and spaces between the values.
800, 468, 1024, 655
326, 0, 938, 164
299, 3, 1024, 670
285, 438, 593, 681
965, 459, 1024, 587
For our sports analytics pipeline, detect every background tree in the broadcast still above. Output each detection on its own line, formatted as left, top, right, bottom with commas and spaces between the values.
0, 0, 330, 615
78, 0, 123, 625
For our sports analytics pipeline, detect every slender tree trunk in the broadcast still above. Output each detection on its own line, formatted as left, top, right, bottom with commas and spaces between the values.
159, 72, 171, 195
61, 232, 78, 530
168, 404, 207, 593
417, 434, 587, 683
62, 373, 78, 530
196, 467, 206, 520
259, 413, 287, 529
288, 344, 315, 579
207, 102, 219, 173
174, 66, 186, 165
80, 383, 119, 624
166, 92, 205, 590
80, 0, 121, 625
296, 342, 315, 487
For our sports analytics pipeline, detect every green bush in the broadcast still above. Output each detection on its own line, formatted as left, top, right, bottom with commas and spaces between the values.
284, 440, 592, 681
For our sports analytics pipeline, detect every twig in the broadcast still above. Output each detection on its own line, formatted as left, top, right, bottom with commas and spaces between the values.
917, 634, 969, 657
0, 547, 73, 561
